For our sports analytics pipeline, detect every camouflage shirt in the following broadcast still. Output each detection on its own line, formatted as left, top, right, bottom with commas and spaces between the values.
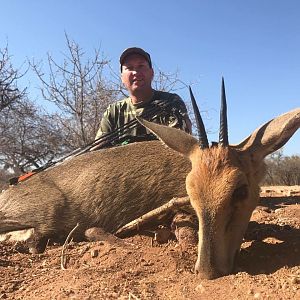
95, 90, 192, 142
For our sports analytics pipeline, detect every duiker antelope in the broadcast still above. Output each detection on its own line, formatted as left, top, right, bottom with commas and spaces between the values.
0, 81, 299, 279
138, 83, 300, 279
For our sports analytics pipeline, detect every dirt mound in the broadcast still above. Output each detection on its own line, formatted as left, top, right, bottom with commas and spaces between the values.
1, 192, 300, 299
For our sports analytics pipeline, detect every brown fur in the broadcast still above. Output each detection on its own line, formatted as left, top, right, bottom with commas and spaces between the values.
1, 108, 300, 279
186, 146, 262, 278
0, 141, 190, 242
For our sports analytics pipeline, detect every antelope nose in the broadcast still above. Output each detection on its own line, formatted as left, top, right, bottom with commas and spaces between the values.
194, 260, 222, 280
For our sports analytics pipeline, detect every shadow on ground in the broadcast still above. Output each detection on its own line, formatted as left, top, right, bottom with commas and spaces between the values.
237, 196, 300, 275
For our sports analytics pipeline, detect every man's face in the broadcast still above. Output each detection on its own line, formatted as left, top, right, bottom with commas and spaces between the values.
121, 54, 154, 94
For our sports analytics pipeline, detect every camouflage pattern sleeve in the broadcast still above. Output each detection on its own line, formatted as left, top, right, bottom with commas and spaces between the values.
172, 94, 192, 134
95, 106, 114, 140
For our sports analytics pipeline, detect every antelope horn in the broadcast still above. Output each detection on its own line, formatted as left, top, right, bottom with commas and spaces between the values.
219, 77, 229, 146
189, 86, 209, 149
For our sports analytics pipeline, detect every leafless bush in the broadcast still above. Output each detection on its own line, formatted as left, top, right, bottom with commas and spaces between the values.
31, 34, 117, 148
0, 44, 27, 111
0, 97, 67, 173
263, 150, 300, 185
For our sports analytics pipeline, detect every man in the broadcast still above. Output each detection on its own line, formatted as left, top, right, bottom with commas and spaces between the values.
95, 47, 192, 146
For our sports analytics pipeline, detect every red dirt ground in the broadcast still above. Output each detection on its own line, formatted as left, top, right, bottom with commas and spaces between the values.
1, 186, 300, 300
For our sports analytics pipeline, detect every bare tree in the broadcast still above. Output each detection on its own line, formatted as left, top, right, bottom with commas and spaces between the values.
31, 34, 117, 148
153, 67, 187, 93
276, 155, 300, 185
263, 150, 300, 185
0, 97, 67, 174
0, 44, 27, 111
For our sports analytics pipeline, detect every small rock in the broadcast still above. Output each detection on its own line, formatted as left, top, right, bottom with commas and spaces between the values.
110, 292, 119, 298
90, 249, 99, 258
175, 226, 198, 246
291, 277, 300, 284
282, 282, 288, 289
254, 292, 261, 298
85, 227, 121, 245
247, 289, 254, 295
142, 260, 154, 267
42, 260, 48, 266
195, 284, 205, 293
154, 226, 172, 244
259, 207, 271, 213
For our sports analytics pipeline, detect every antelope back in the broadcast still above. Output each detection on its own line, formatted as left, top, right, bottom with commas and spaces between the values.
0, 141, 191, 238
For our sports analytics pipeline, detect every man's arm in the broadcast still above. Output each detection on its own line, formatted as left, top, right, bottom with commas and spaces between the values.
172, 94, 192, 134
90, 106, 115, 151
95, 106, 114, 140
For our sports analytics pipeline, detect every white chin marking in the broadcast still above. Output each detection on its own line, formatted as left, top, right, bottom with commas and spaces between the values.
0, 228, 35, 242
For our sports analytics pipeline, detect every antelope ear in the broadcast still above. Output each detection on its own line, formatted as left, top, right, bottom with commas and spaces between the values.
235, 108, 300, 160
136, 117, 199, 157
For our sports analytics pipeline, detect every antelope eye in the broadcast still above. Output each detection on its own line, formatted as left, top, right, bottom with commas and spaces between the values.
232, 184, 248, 203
